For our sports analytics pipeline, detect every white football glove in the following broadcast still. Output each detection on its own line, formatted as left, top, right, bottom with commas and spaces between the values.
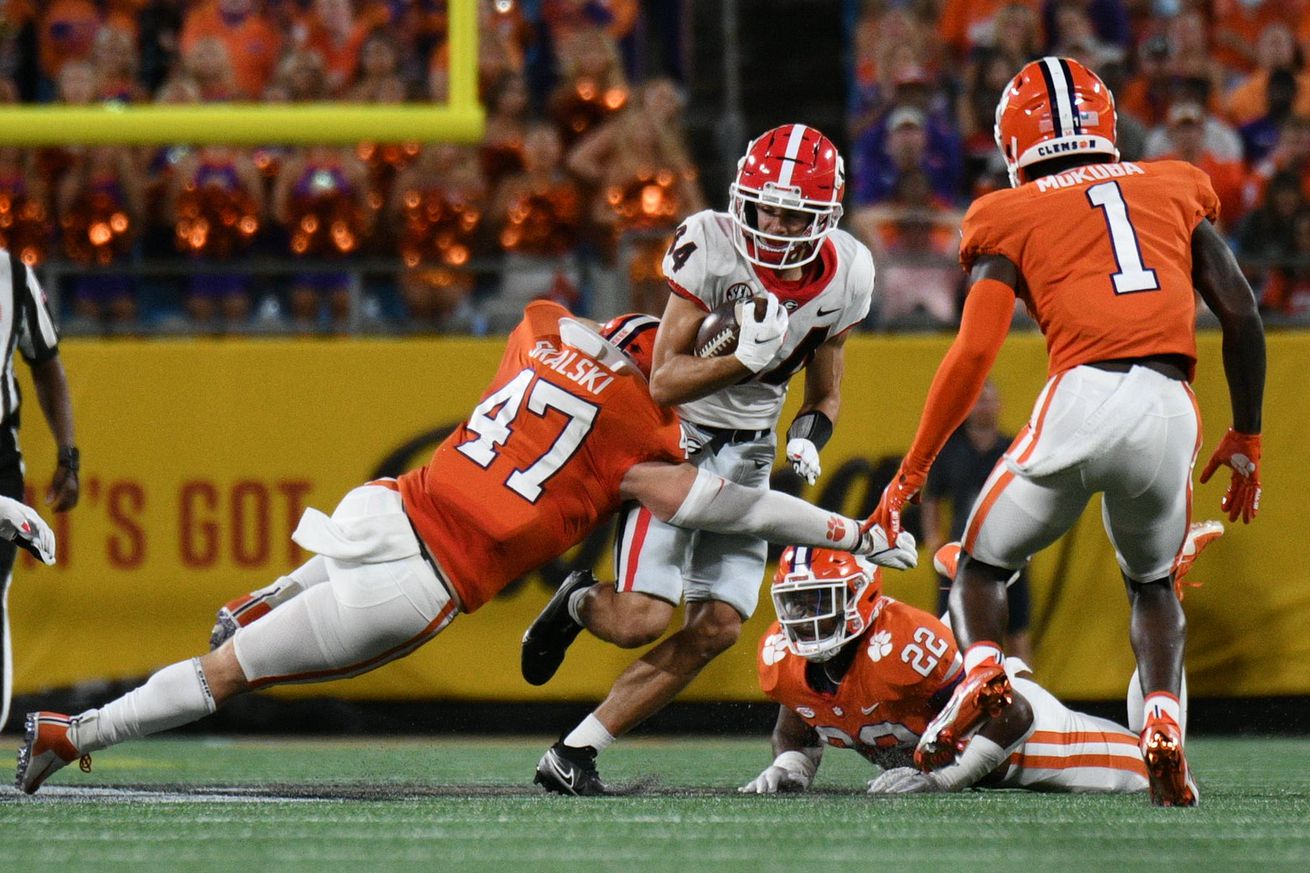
0, 495, 56, 565
733, 295, 789, 373
855, 524, 918, 570
867, 767, 943, 795
785, 438, 821, 485
737, 750, 817, 794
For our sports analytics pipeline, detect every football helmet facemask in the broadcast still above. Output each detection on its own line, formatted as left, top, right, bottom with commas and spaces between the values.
729, 124, 844, 270
598, 312, 661, 378
771, 546, 880, 662
994, 56, 1119, 187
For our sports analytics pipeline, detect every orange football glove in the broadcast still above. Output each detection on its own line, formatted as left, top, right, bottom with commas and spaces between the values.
1198, 429, 1262, 524
863, 463, 927, 546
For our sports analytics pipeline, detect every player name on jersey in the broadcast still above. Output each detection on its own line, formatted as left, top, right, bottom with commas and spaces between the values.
1034, 161, 1145, 192
527, 340, 616, 396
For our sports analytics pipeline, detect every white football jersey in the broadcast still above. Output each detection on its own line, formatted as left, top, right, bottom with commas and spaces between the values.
662, 210, 874, 429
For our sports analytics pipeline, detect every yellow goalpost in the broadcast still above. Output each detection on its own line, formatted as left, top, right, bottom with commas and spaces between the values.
0, 0, 483, 145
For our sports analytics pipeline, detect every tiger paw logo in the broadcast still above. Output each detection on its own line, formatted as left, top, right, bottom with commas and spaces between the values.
762, 632, 790, 666
866, 630, 893, 663
1232, 453, 1255, 478
826, 516, 847, 543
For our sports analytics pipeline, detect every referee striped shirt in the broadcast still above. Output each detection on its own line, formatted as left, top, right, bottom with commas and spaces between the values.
0, 250, 61, 427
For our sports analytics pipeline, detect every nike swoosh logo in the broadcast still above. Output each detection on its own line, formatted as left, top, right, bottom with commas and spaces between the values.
754, 337, 773, 344
553, 759, 577, 789
816, 306, 840, 317
861, 703, 880, 715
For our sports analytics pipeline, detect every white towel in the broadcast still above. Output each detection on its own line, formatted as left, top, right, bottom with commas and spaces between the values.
291, 506, 420, 564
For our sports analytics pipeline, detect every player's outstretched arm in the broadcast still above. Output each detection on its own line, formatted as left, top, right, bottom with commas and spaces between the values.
620, 463, 917, 568
1192, 219, 1265, 435
869, 688, 1034, 794
740, 705, 823, 794
1192, 219, 1266, 522
867, 256, 1016, 542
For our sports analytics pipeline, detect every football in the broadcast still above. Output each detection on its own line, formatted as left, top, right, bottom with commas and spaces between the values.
694, 297, 768, 358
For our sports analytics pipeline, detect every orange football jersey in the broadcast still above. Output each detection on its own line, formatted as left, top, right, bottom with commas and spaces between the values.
758, 596, 963, 769
399, 301, 685, 612
960, 159, 1220, 380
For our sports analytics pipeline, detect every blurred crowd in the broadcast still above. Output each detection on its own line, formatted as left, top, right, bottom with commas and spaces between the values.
1, 0, 1308, 333
849, 0, 1310, 327
0, 0, 697, 333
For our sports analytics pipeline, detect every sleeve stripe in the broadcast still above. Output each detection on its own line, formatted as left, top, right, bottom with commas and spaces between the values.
667, 279, 710, 311
16, 257, 59, 361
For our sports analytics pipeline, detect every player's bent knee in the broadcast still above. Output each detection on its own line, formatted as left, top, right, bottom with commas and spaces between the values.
608, 592, 674, 647
682, 603, 743, 660
1126, 574, 1174, 595
200, 641, 253, 705
959, 553, 1017, 585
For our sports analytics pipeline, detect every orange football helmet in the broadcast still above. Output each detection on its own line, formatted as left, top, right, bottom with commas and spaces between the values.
994, 56, 1119, 187
771, 546, 881, 662
729, 124, 845, 269
599, 312, 661, 378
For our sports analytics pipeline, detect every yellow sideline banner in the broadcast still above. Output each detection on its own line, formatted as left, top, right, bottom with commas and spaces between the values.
9, 332, 1307, 702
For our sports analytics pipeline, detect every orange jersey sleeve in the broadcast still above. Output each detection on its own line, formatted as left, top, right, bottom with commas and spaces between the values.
399, 302, 685, 611
757, 598, 961, 769
960, 159, 1218, 380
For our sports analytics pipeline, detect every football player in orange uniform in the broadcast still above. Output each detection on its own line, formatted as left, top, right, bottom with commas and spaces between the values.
744, 529, 1219, 796
867, 57, 1266, 807
16, 301, 914, 795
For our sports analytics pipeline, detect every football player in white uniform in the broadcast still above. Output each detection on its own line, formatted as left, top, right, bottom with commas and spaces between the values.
523, 124, 886, 795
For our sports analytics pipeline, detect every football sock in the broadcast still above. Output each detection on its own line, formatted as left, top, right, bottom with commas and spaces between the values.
70, 658, 217, 753
564, 713, 615, 753
1127, 670, 1189, 735
1, 573, 11, 733
566, 587, 589, 626
1142, 692, 1182, 731
963, 642, 1004, 674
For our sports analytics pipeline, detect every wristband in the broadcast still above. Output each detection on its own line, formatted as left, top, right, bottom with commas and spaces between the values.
57, 446, 80, 473
786, 411, 834, 451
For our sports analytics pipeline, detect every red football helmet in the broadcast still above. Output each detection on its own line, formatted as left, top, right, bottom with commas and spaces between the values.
994, 56, 1119, 187
729, 124, 845, 269
598, 312, 661, 378
771, 546, 881, 662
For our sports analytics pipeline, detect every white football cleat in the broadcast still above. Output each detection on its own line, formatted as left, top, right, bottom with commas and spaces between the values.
15, 711, 91, 795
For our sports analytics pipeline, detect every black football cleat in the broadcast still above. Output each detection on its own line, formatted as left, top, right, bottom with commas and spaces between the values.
521, 571, 596, 686
534, 741, 606, 796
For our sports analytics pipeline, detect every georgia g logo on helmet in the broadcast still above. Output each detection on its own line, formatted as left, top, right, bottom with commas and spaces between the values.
994, 56, 1119, 187
728, 124, 845, 269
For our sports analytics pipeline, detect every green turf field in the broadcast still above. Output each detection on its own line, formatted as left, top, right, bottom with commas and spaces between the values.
1, 735, 1307, 872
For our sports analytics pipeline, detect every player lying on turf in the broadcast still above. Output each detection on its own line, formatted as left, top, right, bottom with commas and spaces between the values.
16, 300, 916, 795
741, 523, 1220, 795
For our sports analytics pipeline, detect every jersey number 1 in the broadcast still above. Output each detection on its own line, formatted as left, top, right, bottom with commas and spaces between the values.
456, 369, 599, 503
1086, 181, 1160, 295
